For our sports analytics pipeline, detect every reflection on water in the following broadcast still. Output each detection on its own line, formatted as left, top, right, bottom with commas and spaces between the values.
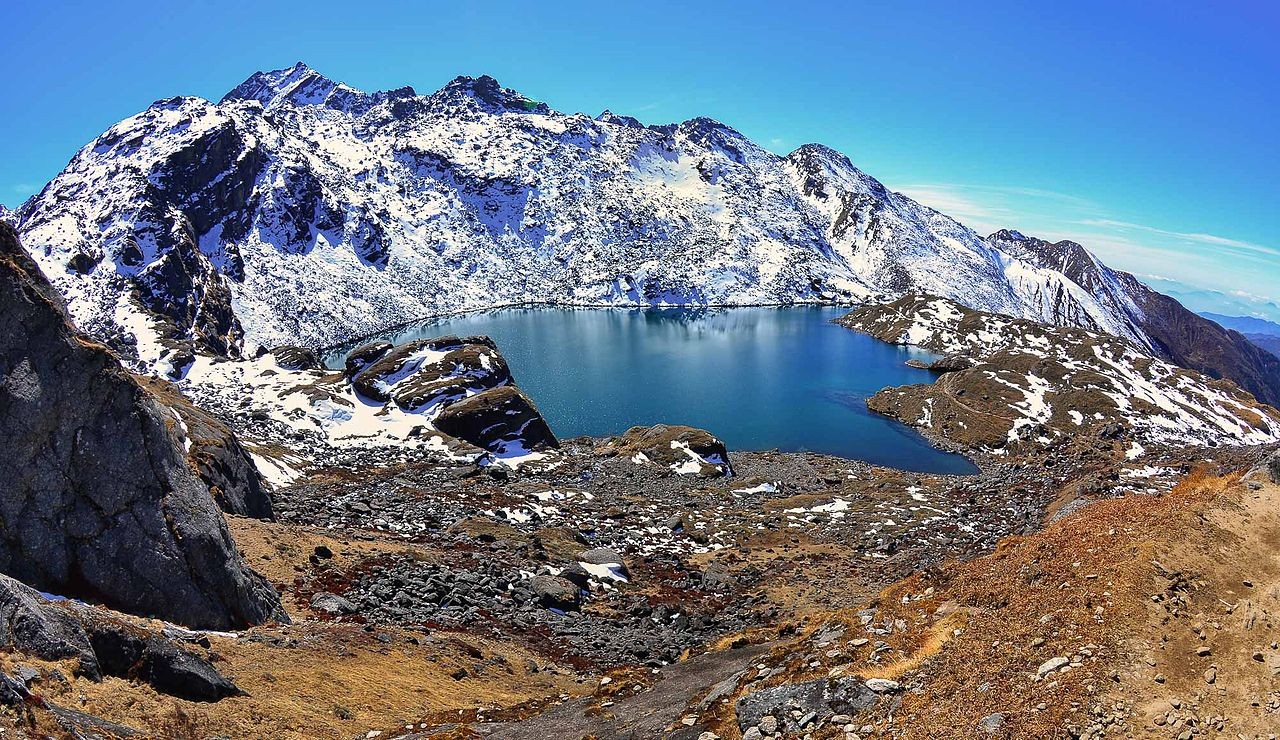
324, 306, 977, 474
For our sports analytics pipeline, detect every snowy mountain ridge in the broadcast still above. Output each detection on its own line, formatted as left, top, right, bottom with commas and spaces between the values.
8, 63, 1243, 387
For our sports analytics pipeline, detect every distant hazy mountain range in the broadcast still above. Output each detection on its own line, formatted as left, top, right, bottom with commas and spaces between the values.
1201, 312, 1280, 360
9, 63, 1280, 404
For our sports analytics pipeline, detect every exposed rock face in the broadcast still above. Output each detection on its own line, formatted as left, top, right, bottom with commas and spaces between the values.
0, 573, 99, 678
434, 385, 558, 455
600, 424, 733, 477
838, 295, 1280, 456
988, 229, 1280, 407
0, 222, 285, 629
141, 377, 274, 519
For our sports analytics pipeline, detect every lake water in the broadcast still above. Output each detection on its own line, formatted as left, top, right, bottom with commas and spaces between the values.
325, 306, 976, 474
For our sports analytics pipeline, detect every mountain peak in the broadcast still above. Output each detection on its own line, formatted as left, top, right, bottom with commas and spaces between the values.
429, 75, 550, 115
221, 62, 330, 106
221, 63, 415, 114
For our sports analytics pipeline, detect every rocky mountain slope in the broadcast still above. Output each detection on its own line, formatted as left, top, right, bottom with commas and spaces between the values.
13, 63, 1193, 372
0, 222, 283, 629
988, 229, 1280, 407
837, 294, 1280, 456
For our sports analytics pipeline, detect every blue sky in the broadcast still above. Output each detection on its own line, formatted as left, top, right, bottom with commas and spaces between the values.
5, 0, 1278, 319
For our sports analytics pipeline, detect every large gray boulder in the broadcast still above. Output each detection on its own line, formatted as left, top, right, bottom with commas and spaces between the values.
0, 222, 285, 629
0, 572, 99, 678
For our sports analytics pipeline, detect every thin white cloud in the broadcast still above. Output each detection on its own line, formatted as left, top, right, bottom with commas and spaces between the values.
1077, 218, 1280, 259
889, 180, 1280, 319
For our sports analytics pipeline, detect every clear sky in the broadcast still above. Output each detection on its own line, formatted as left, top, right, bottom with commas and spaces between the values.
5, 1, 1278, 319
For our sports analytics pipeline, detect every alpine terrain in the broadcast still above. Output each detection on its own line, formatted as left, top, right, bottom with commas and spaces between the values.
1, 63, 1278, 739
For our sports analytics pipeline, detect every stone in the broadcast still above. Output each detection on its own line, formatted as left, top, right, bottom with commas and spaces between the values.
978, 712, 1006, 734
578, 547, 630, 579
1038, 656, 1070, 677
86, 622, 240, 702
12, 666, 40, 685
311, 592, 358, 615
530, 575, 581, 612
758, 715, 779, 735
864, 678, 901, 693
0, 223, 285, 630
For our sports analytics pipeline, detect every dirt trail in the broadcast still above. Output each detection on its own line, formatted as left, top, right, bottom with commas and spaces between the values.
479, 643, 774, 739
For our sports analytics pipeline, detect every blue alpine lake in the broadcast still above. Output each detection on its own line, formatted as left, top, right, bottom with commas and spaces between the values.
326, 306, 977, 475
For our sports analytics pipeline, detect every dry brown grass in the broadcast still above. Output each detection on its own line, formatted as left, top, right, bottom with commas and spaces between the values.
707, 465, 1280, 739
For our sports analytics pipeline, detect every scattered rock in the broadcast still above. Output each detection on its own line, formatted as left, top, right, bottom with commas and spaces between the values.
311, 592, 358, 615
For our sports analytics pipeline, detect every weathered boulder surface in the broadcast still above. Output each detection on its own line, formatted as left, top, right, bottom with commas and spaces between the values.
601, 424, 732, 477
434, 385, 559, 455
85, 621, 240, 702
0, 222, 285, 629
530, 574, 581, 612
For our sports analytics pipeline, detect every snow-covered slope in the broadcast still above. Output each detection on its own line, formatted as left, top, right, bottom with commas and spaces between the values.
839, 295, 1280, 453
16, 63, 1165, 366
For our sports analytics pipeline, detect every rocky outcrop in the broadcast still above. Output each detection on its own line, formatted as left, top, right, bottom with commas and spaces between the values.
350, 335, 511, 412
838, 295, 1280, 456
0, 573, 99, 677
434, 385, 558, 455
0, 573, 239, 702
270, 345, 321, 371
599, 424, 732, 477
0, 222, 285, 629
85, 621, 240, 702
735, 677, 878, 735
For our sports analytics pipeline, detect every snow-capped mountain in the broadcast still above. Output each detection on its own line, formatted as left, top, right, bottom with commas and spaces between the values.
11, 63, 1271, 403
